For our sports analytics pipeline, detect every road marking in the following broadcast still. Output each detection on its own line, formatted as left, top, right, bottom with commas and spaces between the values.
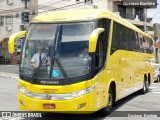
148, 86, 158, 89
152, 92, 160, 94
150, 89, 160, 91
148, 85, 160, 93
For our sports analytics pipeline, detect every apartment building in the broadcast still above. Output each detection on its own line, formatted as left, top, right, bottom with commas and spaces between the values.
0, 0, 38, 64
108, 0, 154, 36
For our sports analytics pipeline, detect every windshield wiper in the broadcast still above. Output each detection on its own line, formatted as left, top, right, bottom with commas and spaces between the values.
54, 57, 71, 84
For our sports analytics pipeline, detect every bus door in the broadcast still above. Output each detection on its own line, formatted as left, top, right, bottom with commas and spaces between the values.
93, 39, 108, 110
93, 18, 111, 109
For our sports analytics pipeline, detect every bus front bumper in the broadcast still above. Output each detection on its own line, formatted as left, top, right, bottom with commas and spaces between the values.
18, 91, 95, 113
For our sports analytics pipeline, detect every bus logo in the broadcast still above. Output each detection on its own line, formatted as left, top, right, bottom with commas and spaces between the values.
46, 94, 52, 100
52, 70, 60, 77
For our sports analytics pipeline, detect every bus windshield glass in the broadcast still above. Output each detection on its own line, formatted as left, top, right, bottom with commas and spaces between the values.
20, 22, 95, 83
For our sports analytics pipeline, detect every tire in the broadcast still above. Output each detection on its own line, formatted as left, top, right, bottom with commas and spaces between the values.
140, 77, 149, 94
157, 76, 160, 82
100, 87, 113, 116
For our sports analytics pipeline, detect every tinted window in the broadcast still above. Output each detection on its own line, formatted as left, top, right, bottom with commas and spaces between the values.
111, 22, 121, 54
111, 22, 147, 54
138, 33, 154, 54
95, 19, 111, 69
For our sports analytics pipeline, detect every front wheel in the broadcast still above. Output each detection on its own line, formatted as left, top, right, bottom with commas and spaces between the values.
100, 88, 113, 116
157, 76, 160, 82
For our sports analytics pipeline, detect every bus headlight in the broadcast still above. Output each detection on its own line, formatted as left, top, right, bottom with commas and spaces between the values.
70, 82, 97, 97
18, 86, 30, 95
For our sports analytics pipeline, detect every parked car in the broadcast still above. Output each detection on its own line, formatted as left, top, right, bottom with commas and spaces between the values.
152, 63, 160, 82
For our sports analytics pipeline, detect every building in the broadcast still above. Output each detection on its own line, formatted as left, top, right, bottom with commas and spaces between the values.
108, 0, 154, 36
0, 0, 38, 64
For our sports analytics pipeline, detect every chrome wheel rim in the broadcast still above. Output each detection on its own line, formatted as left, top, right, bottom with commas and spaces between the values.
108, 93, 112, 107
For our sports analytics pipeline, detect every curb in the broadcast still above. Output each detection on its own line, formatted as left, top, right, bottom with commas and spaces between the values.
0, 72, 19, 79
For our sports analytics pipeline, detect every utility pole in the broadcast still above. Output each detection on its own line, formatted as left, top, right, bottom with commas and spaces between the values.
29, 0, 38, 20
144, 7, 147, 33
21, 0, 38, 30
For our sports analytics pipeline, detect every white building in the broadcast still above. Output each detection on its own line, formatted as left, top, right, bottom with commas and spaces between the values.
0, 0, 38, 64
108, 0, 154, 36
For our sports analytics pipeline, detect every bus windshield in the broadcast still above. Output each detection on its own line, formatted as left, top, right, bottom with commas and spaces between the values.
20, 22, 95, 83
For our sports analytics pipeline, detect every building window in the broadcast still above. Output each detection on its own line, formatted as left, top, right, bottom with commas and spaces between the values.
118, 5, 126, 18
135, 7, 144, 21
5, 14, 13, 31
5, 14, 13, 25
6, 0, 13, 5
0, 15, 4, 27
85, 0, 93, 3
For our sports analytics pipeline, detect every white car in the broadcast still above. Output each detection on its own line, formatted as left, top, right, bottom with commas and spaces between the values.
152, 63, 160, 82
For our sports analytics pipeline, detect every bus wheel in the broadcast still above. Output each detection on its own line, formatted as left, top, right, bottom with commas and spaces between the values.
100, 88, 113, 116
157, 76, 160, 82
141, 77, 148, 94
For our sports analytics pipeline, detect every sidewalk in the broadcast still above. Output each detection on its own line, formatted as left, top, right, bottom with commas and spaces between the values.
0, 65, 19, 78
0, 71, 19, 79
0, 65, 19, 74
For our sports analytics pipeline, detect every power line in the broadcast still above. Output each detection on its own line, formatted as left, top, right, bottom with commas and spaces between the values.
56, 0, 103, 10
38, 1, 88, 13
1, 0, 103, 25
1, 1, 90, 16
38, 0, 103, 13
0, 0, 68, 15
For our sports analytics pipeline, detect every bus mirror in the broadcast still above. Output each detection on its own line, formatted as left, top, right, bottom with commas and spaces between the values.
89, 28, 105, 52
8, 31, 26, 54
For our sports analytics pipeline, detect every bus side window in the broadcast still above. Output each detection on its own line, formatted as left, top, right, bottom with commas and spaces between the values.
95, 18, 111, 70
140, 37, 153, 54
139, 34, 146, 53
95, 39, 104, 70
148, 38, 154, 54
111, 22, 121, 54
134, 32, 141, 52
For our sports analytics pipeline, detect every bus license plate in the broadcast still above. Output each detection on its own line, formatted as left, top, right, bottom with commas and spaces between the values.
43, 104, 56, 109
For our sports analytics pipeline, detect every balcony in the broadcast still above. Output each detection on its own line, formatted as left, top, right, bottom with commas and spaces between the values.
119, 13, 152, 22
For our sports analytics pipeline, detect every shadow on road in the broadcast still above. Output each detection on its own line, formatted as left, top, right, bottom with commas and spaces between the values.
112, 91, 140, 111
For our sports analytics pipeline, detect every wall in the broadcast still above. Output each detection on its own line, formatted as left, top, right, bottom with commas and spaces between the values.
0, 0, 24, 39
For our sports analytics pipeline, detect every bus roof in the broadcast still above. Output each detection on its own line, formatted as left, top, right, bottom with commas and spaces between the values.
32, 9, 152, 38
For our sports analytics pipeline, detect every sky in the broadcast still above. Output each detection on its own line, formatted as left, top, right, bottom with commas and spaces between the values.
147, 0, 160, 23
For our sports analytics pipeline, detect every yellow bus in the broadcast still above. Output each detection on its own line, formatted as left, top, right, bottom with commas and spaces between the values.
8, 9, 154, 115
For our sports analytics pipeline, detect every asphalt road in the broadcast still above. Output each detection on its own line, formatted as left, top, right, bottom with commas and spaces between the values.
0, 76, 160, 120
